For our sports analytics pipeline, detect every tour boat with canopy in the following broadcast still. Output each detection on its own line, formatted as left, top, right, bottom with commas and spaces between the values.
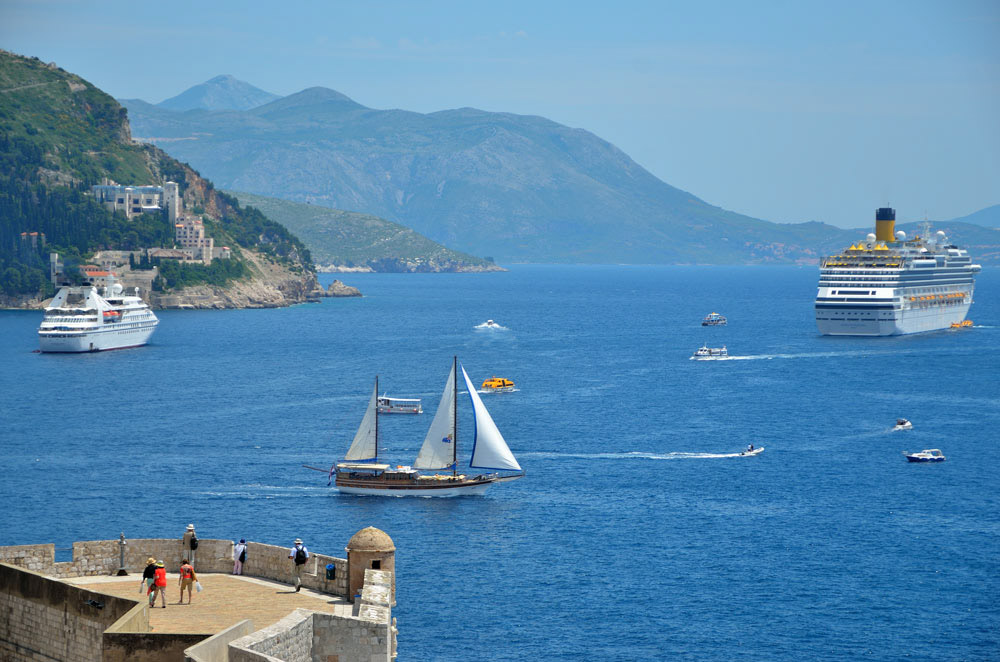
376, 395, 422, 414
317, 357, 524, 496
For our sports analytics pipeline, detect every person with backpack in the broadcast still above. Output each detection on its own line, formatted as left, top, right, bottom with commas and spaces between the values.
233, 538, 247, 575
183, 524, 198, 565
140, 557, 157, 606
288, 538, 309, 592
178, 558, 198, 604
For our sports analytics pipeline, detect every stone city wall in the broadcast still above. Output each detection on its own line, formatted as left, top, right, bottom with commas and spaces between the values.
185, 620, 255, 662
0, 561, 138, 662
229, 609, 313, 662
239, 542, 349, 597
0, 538, 348, 589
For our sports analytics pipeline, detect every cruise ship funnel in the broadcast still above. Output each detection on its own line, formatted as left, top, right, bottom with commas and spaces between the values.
876, 207, 895, 242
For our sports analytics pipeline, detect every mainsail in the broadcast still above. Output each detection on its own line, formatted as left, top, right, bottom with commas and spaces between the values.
344, 378, 378, 461
414, 361, 457, 469
462, 366, 522, 472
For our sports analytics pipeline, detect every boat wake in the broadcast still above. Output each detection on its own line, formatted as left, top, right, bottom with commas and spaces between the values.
693, 349, 911, 362
477, 388, 520, 394
520, 451, 757, 461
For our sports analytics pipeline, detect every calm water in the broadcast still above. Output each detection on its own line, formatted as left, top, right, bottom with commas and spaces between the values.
1, 265, 997, 661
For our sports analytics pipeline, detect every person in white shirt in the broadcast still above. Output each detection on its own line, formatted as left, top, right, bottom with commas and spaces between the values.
233, 538, 247, 575
289, 538, 309, 591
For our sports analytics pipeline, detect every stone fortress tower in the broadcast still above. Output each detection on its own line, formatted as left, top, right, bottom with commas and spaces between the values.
347, 526, 395, 605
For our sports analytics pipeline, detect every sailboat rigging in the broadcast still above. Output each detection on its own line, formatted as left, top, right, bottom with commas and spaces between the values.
319, 357, 524, 496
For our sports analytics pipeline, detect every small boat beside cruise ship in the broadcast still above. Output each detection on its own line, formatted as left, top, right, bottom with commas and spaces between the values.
691, 346, 728, 360
327, 357, 524, 497
376, 396, 422, 414
701, 312, 727, 326
38, 274, 158, 352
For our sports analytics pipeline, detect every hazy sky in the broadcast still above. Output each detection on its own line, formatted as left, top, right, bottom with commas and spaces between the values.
3, 0, 997, 228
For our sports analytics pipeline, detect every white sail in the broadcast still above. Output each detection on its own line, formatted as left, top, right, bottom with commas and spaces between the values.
414, 362, 457, 469
345, 378, 379, 461
462, 366, 522, 472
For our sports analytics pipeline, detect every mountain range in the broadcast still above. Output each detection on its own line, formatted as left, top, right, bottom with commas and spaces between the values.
122, 76, 999, 265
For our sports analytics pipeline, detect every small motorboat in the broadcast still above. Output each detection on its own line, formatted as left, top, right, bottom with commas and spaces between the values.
481, 376, 515, 392
903, 449, 945, 463
691, 345, 728, 360
739, 446, 764, 456
701, 312, 727, 326
892, 418, 913, 431
950, 320, 973, 329
482, 319, 501, 328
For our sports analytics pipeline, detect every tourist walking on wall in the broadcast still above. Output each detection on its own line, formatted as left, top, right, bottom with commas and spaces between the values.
183, 523, 198, 565
140, 557, 157, 606
178, 558, 198, 604
152, 560, 168, 608
289, 538, 309, 592
233, 538, 247, 575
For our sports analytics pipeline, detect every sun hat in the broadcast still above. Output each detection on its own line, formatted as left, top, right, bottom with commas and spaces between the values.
294, 538, 302, 544
156, 560, 164, 567
186, 524, 195, 530
146, 557, 156, 565
239, 538, 245, 543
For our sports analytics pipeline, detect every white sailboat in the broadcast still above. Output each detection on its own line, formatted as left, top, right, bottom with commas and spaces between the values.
329, 357, 524, 496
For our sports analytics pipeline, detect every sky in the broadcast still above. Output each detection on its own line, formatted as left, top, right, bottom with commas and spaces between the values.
2, 0, 998, 228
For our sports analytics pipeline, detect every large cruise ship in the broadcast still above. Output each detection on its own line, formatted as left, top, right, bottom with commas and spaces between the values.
815, 208, 980, 336
38, 275, 159, 352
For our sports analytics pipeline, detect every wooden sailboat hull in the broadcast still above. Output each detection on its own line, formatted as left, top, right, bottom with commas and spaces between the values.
335, 475, 495, 497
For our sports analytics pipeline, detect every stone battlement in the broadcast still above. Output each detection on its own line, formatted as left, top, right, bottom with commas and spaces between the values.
0, 529, 395, 662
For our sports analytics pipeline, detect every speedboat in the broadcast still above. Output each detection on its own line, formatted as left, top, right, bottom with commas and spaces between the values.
739, 446, 764, 456
481, 376, 515, 392
691, 345, 728, 360
903, 449, 945, 463
701, 312, 727, 326
950, 320, 973, 329
892, 418, 913, 431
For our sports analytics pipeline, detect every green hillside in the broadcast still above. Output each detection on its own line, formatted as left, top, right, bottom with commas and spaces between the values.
0, 49, 313, 300
229, 191, 499, 272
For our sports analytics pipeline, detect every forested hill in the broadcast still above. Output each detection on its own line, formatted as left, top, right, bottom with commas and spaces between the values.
0, 49, 314, 303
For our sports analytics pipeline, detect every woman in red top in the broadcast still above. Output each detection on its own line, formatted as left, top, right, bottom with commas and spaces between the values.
152, 561, 168, 608
178, 558, 198, 604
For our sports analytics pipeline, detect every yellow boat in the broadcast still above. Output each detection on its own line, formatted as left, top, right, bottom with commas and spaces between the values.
951, 320, 973, 328
481, 376, 515, 392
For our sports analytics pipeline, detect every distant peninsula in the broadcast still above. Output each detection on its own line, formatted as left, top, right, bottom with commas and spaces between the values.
229, 191, 502, 273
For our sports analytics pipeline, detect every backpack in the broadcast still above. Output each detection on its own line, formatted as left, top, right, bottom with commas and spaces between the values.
294, 546, 307, 565
239, 548, 246, 563
190, 536, 199, 550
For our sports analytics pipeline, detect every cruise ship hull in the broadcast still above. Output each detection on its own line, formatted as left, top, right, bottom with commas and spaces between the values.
38, 324, 157, 352
815, 302, 972, 336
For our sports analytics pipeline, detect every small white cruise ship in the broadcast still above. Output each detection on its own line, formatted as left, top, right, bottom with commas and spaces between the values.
815, 208, 981, 336
38, 274, 159, 352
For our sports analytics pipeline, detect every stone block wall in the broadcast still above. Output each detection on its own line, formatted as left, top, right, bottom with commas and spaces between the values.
239, 542, 348, 597
185, 619, 255, 662
0, 561, 139, 662
229, 609, 313, 662
312, 610, 393, 662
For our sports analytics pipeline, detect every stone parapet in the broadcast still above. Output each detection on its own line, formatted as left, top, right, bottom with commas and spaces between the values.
241, 541, 349, 597
185, 619, 255, 662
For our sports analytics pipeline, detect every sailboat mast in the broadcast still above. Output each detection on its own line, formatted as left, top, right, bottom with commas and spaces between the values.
452, 355, 457, 476
374, 375, 379, 460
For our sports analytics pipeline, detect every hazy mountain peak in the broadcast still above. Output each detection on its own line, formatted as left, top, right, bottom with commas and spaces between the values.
251, 86, 366, 115
157, 75, 281, 111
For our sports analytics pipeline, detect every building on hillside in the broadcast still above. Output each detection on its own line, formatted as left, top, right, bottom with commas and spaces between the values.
163, 181, 180, 223
19, 231, 45, 249
91, 180, 164, 219
174, 217, 214, 262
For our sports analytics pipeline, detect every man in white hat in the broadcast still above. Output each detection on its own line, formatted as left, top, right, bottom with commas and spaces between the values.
182, 524, 198, 566
288, 538, 309, 592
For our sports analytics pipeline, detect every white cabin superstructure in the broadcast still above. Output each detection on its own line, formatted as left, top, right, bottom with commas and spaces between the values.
38, 277, 158, 352
815, 208, 980, 336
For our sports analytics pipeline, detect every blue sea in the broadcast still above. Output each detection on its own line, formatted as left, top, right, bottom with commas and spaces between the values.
1, 265, 997, 661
